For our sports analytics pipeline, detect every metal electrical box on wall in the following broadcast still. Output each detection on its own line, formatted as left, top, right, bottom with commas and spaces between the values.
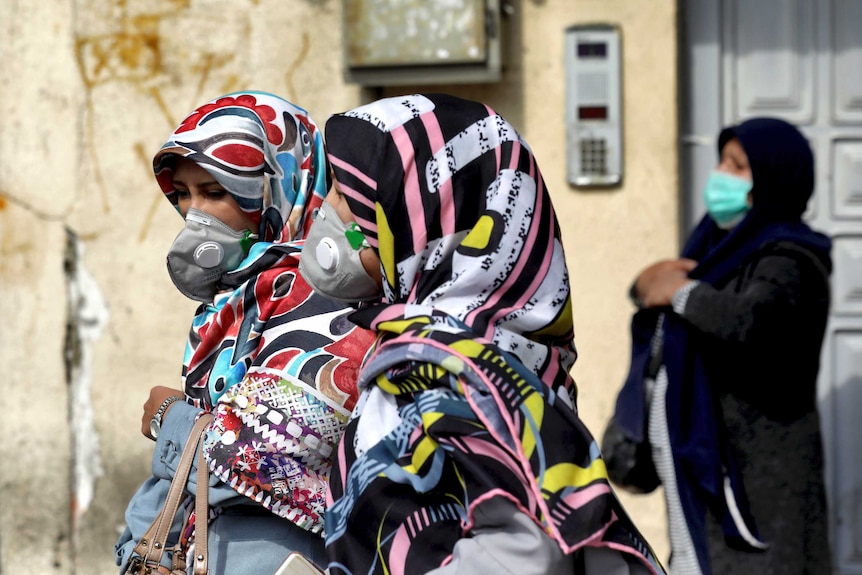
342, 0, 502, 86
565, 24, 623, 188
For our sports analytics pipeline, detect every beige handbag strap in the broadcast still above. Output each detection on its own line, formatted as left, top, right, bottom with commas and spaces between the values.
191, 433, 210, 575
130, 412, 214, 570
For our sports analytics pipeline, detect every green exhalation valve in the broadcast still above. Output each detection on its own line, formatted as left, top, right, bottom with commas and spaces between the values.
240, 231, 258, 254
345, 223, 370, 251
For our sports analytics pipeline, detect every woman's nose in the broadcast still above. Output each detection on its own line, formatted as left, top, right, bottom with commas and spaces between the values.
187, 191, 206, 211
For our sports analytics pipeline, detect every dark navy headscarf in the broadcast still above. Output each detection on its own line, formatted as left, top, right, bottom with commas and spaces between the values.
684, 117, 831, 279
617, 118, 832, 574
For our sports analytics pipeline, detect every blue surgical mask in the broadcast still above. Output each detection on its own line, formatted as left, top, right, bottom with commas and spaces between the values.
703, 170, 753, 229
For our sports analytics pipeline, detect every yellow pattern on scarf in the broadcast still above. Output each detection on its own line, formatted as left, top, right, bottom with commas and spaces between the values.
460, 214, 495, 250
542, 459, 609, 494
376, 201, 396, 290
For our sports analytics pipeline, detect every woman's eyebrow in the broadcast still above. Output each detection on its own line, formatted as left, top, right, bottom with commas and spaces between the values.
171, 178, 223, 188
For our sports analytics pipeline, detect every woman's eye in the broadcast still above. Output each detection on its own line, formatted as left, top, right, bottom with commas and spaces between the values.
175, 189, 190, 200
205, 189, 227, 199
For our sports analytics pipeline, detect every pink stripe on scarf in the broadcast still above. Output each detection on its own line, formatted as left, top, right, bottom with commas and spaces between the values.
328, 440, 350, 507
456, 436, 538, 509
330, 155, 377, 193
542, 348, 563, 388
387, 524, 410, 575
558, 482, 613, 511
365, 303, 411, 328
466, 144, 553, 337
335, 181, 378, 244
420, 112, 455, 237
391, 125, 428, 256
334, 180, 376, 212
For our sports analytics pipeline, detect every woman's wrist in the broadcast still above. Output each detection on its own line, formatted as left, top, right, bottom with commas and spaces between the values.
147, 395, 185, 440
671, 280, 701, 314
629, 280, 645, 309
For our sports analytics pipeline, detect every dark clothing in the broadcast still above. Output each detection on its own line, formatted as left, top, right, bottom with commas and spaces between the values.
683, 241, 830, 423
706, 399, 830, 575
684, 241, 832, 574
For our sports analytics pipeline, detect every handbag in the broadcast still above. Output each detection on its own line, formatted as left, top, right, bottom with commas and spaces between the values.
601, 413, 660, 494
124, 412, 214, 575
601, 313, 664, 495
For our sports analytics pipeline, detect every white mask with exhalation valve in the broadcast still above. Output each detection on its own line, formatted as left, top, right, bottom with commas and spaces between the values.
299, 202, 383, 304
166, 208, 257, 303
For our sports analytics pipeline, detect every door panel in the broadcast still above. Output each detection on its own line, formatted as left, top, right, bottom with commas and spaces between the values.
833, 0, 862, 123
832, 330, 862, 570
833, 142, 862, 219
832, 238, 862, 315
724, 0, 815, 123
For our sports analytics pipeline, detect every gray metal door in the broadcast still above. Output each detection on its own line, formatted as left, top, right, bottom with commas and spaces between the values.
680, 1, 862, 572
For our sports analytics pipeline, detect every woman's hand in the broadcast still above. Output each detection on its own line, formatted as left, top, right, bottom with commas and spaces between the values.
633, 258, 698, 308
141, 386, 185, 439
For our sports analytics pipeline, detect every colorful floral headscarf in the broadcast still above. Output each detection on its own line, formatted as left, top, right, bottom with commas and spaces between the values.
322, 94, 663, 574
154, 90, 327, 246
152, 91, 375, 532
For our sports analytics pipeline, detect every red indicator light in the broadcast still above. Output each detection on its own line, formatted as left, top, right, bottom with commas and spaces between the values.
578, 106, 608, 120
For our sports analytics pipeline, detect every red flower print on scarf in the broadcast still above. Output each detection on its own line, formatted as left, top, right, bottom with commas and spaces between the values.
176, 94, 283, 146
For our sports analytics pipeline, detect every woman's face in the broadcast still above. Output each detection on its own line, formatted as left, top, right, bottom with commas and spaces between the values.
717, 137, 753, 207
171, 156, 256, 232
717, 138, 752, 181
325, 176, 383, 286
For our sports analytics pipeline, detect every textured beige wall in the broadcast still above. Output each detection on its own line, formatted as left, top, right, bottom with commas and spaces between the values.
0, 0, 676, 572
0, 2, 77, 573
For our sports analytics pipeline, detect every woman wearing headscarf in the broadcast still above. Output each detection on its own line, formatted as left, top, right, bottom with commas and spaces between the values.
115, 91, 375, 574
622, 118, 833, 574
298, 93, 665, 575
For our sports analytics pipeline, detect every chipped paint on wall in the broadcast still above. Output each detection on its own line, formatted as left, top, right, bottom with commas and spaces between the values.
64, 229, 110, 527
73, 1, 252, 218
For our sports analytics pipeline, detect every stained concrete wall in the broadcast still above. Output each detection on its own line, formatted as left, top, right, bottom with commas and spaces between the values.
0, 0, 676, 572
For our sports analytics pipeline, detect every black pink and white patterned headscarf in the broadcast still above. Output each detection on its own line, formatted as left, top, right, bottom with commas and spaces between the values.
322, 94, 664, 574
152, 92, 375, 533
327, 93, 577, 393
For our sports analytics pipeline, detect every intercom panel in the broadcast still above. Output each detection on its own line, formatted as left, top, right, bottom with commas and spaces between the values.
565, 24, 623, 187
